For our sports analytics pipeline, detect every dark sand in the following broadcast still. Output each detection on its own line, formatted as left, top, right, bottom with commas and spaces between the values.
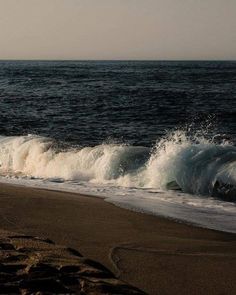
0, 183, 235, 294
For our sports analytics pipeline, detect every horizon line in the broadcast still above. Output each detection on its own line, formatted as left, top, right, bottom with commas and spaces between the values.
0, 58, 235, 62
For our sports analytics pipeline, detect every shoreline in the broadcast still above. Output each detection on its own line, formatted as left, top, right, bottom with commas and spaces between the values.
1, 178, 235, 234
0, 183, 235, 294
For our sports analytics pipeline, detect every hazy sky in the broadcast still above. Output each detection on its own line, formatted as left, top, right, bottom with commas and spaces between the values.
0, 0, 235, 60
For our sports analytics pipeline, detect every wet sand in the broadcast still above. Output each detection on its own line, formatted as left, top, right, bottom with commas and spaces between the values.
0, 183, 235, 294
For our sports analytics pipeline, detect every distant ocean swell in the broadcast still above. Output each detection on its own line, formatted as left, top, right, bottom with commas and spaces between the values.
0, 132, 235, 202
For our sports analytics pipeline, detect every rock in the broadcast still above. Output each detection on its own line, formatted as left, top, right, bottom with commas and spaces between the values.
0, 232, 146, 294
212, 180, 236, 202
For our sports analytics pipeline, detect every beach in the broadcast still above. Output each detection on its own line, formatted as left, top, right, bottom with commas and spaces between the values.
0, 183, 235, 294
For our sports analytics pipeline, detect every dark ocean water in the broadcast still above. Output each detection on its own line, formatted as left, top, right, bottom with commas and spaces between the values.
0, 60, 235, 146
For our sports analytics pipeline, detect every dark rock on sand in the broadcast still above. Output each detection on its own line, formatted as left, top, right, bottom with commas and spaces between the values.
212, 180, 236, 202
0, 231, 146, 294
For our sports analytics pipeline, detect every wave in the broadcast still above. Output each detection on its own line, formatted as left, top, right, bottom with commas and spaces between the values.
0, 132, 236, 201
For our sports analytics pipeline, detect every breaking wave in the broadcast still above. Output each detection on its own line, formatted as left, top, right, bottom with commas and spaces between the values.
0, 132, 236, 202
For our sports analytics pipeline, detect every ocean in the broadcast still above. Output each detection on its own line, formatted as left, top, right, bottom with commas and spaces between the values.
0, 60, 236, 233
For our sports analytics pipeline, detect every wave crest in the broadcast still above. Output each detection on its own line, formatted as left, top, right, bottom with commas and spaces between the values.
0, 132, 236, 201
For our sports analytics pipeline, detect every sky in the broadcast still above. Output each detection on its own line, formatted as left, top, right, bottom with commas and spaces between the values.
0, 0, 235, 60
